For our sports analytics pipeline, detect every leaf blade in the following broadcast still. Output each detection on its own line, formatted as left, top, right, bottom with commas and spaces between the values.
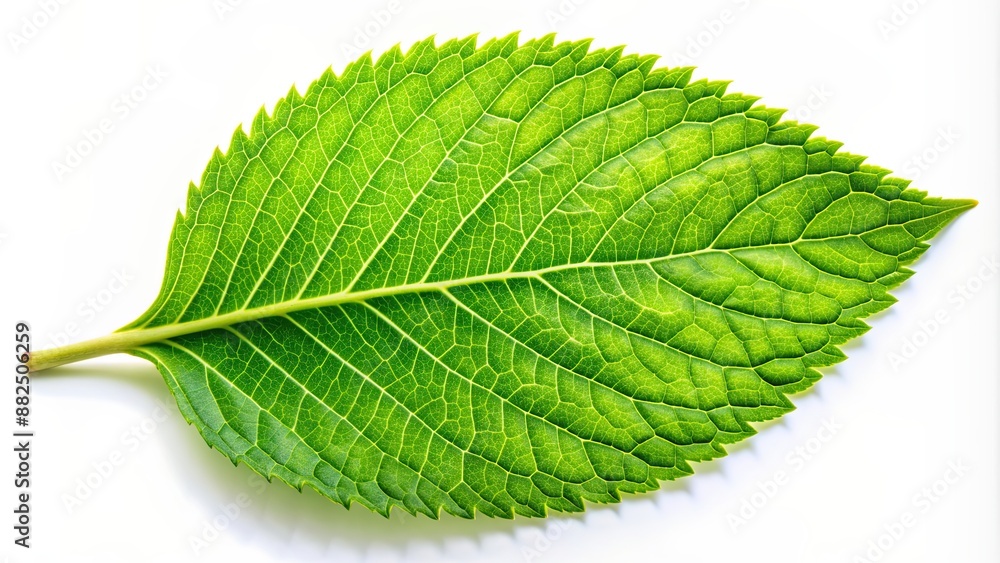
119, 34, 974, 518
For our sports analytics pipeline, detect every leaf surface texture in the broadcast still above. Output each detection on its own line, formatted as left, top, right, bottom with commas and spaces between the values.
124, 35, 974, 518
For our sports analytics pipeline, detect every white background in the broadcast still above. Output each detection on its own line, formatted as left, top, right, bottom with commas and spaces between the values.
1, 0, 998, 561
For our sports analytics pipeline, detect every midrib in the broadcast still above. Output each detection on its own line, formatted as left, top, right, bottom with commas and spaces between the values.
28, 253, 707, 372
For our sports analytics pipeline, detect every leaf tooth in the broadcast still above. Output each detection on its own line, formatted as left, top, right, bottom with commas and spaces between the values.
745, 104, 786, 126
227, 123, 251, 157
377, 40, 405, 68
494, 30, 521, 53
410, 495, 440, 519
451, 32, 479, 56
811, 137, 847, 156
636, 53, 660, 75
317, 64, 336, 84
682, 77, 711, 100
801, 136, 833, 155
605, 487, 622, 502
566, 37, 595, 63
734, 415, 757, 435
283, 83, 304, 107
610, 49, 657, 78
180, 179, 206, 224
887, 265, 917, 284
832, 151, 867, 170
859, 163, 893, 181
923, 196, 979, 213
341, 48, 376, 83
765, 121, 819, 145
299, 74, 325, 108
389, 502, 416, 519
469, 32, 498, 55
674, 458, 694, 474
435, 34, 472, 59
646, 65, 696, 90
171, 208, 186, 229
436, 35, 459, 53
610, 46, 639, 68
879, 176, 912, 192
372, 500, 391, 519
459, 32, 480, 47
671, 65, 697, 87
250, 103, 270, 138
807, 137, 844, 156
774, 394, 795, 411
428, 505, 445, 520
535, 31, 558, 51
706, 79, 733, 97
601, 43, 628, 69
824, 139, 846, 155
722, 91, 759, 105
564, 491, 586, 512
574, 45, 608, 74
405, 33, 437, 55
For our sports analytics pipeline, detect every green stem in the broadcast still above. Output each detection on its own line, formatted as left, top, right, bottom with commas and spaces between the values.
28, 332, 145, 372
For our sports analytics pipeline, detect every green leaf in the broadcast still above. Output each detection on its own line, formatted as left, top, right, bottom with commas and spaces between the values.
31, 34, 975, 518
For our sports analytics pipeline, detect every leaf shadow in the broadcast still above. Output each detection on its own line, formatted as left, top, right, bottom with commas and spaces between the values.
39, 354, 851, 561
40, 361, 585, 559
